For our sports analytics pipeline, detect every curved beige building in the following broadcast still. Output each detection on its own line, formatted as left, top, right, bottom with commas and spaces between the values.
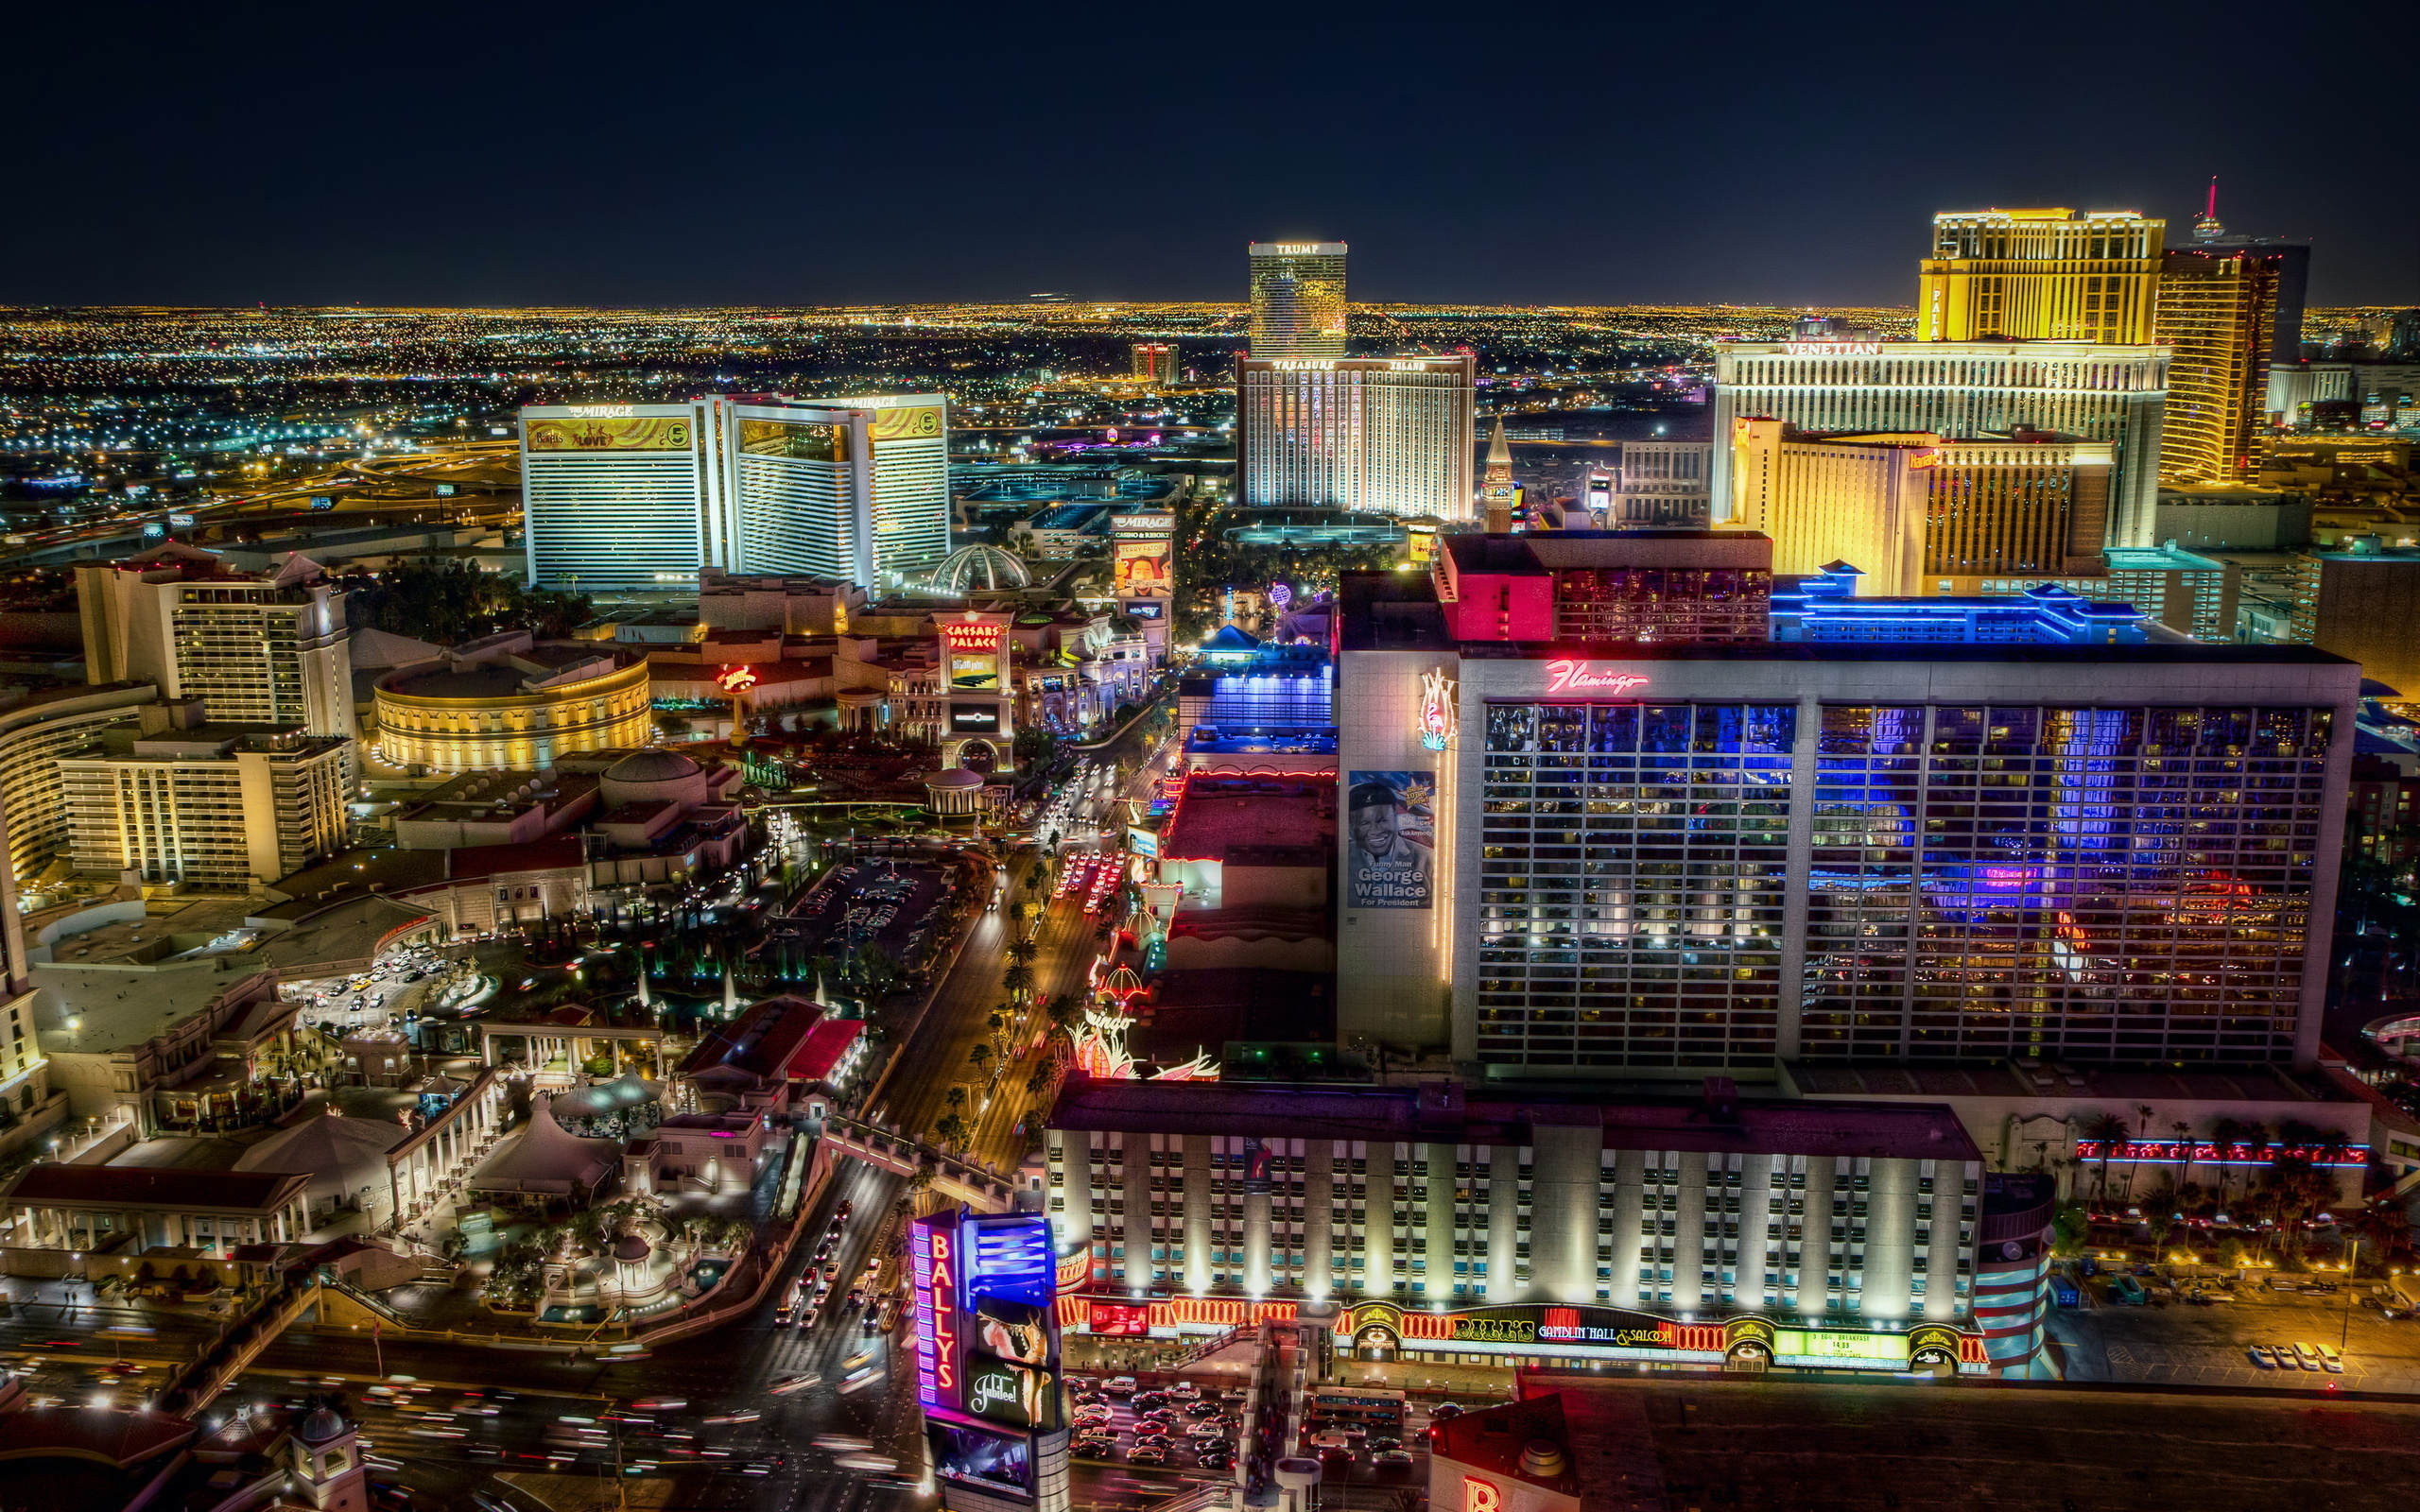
373, 650, 651, 773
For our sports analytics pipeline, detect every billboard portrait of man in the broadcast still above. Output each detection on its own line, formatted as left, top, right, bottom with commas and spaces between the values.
1346, 771, 1433, 909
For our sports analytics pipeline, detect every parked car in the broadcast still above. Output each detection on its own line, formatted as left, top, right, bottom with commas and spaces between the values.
2247, 1345, 2277, 1368
2279, 1343, 2317, 1371
2315, 1342, 2345, 1373
2290, 1342, 2324, 1371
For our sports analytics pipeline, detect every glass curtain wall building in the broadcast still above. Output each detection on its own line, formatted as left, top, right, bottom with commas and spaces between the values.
1248, 242, 1348, 358
524, 394, 949, 591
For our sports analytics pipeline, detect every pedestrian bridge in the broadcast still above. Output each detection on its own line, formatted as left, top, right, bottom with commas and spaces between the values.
818, 1114, 1018, 1212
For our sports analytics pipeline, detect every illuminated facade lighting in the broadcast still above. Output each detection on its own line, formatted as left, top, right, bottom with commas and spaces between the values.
1916, 208, 2164, 344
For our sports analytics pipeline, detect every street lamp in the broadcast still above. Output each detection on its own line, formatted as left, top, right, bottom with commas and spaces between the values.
2343, 1237, 2361, 1349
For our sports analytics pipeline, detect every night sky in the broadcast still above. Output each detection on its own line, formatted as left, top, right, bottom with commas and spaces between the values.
10, 0, 2412, 309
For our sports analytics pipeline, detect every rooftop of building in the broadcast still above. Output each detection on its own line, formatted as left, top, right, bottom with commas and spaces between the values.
680, 995, 825, 1083
1782, 1058, 2347, 1106
30, 955, 283, 1057
1159, 775, 1332, 861
1048, 1078, 1983, 1162
66, 723, 347, 763
2304, 535, 2420, 562
377, 646, 630, 700
2102, 543, 2232, 571
1432, 1396, 1581, 1498
1523, 1370, 2420, 1512
1340, 564, 2359, 668
1442, 530, 1774, 577
0, 1162, 307, 1212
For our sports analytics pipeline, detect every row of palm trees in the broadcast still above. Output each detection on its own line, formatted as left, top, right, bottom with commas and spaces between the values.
2079, 1110, 2356, 1209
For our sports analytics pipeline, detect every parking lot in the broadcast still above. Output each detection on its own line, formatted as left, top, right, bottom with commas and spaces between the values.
1067, 1373, 1246, 1476
2050, 1275, 2420, 1391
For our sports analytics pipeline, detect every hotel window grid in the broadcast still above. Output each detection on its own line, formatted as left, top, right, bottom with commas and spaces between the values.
1798, 703, 2327, 1063
1049, 1129, 1979, 1321
1549, 568, 1772, 644
1476, 701, 1797, 1072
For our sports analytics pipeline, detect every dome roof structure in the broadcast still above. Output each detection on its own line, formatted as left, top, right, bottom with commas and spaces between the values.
297, 1405, 350, 1444
931, 544, 1033, 593
605, 749, 702, 783
600, 748, 710, 809
924, 768, 988, 790
611, 1232, 652, 1264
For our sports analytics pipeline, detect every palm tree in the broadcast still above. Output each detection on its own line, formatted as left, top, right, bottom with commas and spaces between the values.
944, 1085, 967, 1114
1001, 962, 1035, 1000
1006, 938, 1038, 968
2083, 1112, 2131, 1207
2208, 1118, 2247, 1210
968, 1043, 994, 1079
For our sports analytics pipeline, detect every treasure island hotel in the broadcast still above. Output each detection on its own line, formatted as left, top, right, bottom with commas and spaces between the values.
522, 393, 949, 592
1236, 240, 1477, 520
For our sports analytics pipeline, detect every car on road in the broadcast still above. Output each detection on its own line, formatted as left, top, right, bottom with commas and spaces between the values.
1132, 1420, 1171, 1438
1127, 1443, 1171, 1467
838, 1366, 881, 1395
1428, 1402, 1463, 1421
631, 1398, 687, 1413
1103, 1377, 1138, 1397
769, 1374, 821, 1395
705, 1410, 761, 1424
834, 1452, 898, 1471
1183, 1400, 1225, 1418
1187, 1419, 1232, 1439
1132, 1391, 1171, 1410
1374, 1449, 1416, 1469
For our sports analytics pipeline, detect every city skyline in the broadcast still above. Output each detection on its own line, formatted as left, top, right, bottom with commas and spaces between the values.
5, 3, 2411, 308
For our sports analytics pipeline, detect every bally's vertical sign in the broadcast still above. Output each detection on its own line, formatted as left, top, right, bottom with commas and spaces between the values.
910, 1213, 960, 1409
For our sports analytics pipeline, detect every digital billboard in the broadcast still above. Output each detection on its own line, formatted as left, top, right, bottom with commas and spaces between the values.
869, 405, 944, 442
961, 1214, 1055, 1310
525, 416, 693, 453
1113, 537, 1171, 598
951, 703, 1001, 733
963, 1349, 1057, 1431
1346, 771, 1434, 909
951, 656, 1000, 693
738, 418, 847, 461
927, 1414, 1033, 1502
1087, 1301, 1151, 1336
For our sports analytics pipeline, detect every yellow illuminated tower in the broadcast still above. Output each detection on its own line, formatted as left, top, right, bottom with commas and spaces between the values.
1479, 416, 1517, 531
1916, 208, 2164, 342
2156, 245, 2281, 483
